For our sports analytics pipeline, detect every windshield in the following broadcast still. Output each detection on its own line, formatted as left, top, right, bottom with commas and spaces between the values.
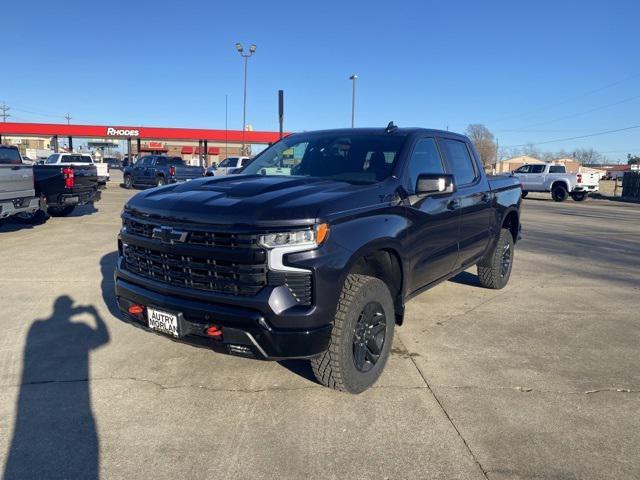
0, 147, 22, 165
242, 133, 407, 184
169, 157, 185, 165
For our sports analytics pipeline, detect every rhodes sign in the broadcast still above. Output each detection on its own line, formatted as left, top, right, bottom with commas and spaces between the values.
106, 127, 140, 137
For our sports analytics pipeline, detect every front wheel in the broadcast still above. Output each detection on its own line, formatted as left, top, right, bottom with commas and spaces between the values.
311, 274, 395, 393
123, 174, 133, 189
477, 228, 514, 290
570, 192, 588, 201
48, 206, 75, 217
13, 209, 47, 225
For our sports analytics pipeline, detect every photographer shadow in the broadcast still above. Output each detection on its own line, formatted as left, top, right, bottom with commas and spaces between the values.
3, 296, 109, 480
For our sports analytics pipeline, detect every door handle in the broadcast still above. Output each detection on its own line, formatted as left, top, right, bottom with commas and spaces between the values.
447, 198, 461, 210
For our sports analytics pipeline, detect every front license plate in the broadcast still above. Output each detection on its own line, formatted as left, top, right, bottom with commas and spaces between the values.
147, 307, 180, 337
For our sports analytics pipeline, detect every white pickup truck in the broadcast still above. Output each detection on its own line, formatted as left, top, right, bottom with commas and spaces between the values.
45, 153, 110, 186
512, 163, 599, 202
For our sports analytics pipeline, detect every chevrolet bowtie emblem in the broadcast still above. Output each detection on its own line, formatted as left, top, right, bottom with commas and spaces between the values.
152, 226, 188, 244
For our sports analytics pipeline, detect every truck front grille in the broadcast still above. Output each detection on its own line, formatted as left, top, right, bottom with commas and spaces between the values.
121, 215, 312, 304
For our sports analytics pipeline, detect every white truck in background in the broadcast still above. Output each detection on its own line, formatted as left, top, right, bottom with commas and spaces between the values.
45, 153, 110, 186
512, 163, 599, 202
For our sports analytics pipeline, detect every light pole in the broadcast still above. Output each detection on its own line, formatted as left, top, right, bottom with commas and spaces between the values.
235, 42, 256, 155
349, 74, 357, 128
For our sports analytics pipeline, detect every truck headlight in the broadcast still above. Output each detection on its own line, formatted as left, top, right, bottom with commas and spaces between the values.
258, 223, 329, 249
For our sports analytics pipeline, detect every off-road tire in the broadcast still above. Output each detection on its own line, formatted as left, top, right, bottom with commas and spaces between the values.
570, 192, 588, 202
156, 175, 166, 187
48, 206, 75, 217
311, 274, 395, 394
13, 209, 47, 225
477, 228, 514, 290
551, 184, 568, 202
123, 174, 133, 189
521, 191, 528, 198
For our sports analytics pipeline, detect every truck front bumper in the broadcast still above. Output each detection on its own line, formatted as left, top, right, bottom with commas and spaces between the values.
114, 273, 332, 360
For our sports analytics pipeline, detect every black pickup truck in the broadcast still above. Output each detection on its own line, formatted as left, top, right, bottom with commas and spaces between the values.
33, 163, 101, 216
115, 126, 521, 393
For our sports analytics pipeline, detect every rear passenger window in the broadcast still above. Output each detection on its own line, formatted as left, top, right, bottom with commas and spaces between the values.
405, 138, 444, 193
439, 139, 477, 185
549, 165, 566, 173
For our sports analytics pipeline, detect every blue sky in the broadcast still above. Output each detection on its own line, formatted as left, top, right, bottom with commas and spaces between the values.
3, 0, 639, 161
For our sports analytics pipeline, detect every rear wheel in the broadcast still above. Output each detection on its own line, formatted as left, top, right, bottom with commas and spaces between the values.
13, 209, 47, 225
155, 175, 166, 187
48, 206, 75, 217
311, 274, 395, 393
570, 192, 588, 201
478, 228, 514, 290
123, 174, 133, 189
551, 184, 568, 202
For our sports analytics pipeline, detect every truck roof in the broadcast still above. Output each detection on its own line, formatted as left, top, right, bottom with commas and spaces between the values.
290, 127, 468, 141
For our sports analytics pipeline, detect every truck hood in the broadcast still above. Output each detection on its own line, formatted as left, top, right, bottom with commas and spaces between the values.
125, 175, 383, 227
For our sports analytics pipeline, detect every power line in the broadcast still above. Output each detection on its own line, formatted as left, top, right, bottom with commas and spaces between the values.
496, 95, 640, 132
504, 124, 640, 148
485, 72, 640, 124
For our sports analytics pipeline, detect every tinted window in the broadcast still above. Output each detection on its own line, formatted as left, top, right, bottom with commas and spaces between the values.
514, 165, 530, 173
169, 157, 185, 165
529, 164, 546, 173
405, 138, 444, 193
219, 157, 238, 168
549, 165, 566, 173
139, 157, 153, 166
241, 158, 251, 167
60, 155, 90, 163
155, 158, 167, 166
0, 146, 22, 165
439, 139, 477, 185
46, 154, 59, 164
242, 133, 407, 184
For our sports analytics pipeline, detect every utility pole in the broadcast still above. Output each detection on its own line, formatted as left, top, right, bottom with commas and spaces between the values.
65, 113, 72, 125
495, 137, 499, 172
1, 103, 10, 122
225, 94, 228, 161
349, 74, 357, 128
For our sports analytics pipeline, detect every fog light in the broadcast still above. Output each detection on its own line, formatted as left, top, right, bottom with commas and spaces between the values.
128, 304, 144, 316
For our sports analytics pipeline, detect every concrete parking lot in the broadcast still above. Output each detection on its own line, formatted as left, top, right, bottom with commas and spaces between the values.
1, 172, 639, 480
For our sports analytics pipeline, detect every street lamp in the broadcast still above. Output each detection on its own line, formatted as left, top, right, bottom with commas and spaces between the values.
235, 42, 257, 155
349, 74, 358, 128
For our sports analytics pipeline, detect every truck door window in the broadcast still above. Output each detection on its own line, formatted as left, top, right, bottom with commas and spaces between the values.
439, 139, 478, 185
548, 165, 566, 173
514, 165, 530, 173
46, 154, 59, 164
405, 138, 444, 193
155, 158, 167, 166
529, 165, 546, 173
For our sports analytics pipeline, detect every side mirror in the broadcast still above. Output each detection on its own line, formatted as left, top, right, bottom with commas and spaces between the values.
416, 173, 455, 196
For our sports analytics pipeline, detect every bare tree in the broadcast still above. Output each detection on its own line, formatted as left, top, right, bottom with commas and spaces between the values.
572, 148, 603, 165
465, 124, 497, 167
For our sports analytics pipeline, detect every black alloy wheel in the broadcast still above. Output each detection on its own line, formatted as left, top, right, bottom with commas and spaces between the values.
352, 302, 387, 373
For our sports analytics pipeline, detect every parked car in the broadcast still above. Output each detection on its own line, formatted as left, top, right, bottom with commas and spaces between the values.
211, 156, 251, 176
114, 125, 522, 393
512, 163, 599, 201
122, 156, 204, 188
45, 153, 110, 186
0, 145, 45, 224
204, 165, 217, 176
33, 161, 101, 216
104, 157, 122, 170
